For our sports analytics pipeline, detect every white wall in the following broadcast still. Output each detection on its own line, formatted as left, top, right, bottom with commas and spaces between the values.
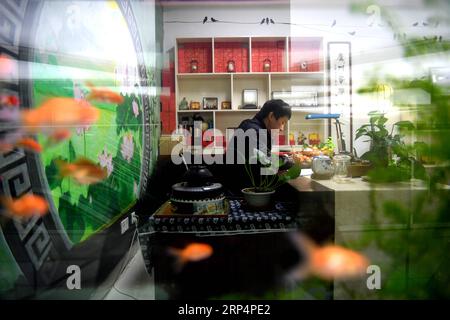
290, 0, 450, 156
163, 0, 450, 156
163, 2, 291, 62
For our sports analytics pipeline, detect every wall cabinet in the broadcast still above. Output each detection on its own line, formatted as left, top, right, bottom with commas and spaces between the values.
175, 36, 329, 150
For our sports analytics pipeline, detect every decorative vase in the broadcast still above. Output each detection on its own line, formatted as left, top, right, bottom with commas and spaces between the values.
241, 188, 275, 208
311, 155, 334, 180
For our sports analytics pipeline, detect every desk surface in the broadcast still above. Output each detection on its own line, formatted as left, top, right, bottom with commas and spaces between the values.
289, 172, 442, 193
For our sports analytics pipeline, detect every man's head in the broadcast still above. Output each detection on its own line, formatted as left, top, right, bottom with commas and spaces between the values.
257, 99, 291, 131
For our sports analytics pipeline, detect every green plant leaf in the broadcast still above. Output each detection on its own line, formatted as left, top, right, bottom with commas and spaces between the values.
378, 116, 388, 126
394, 120, 415, 131
69, 140, 76, 162
45, 156, 66, 190
285, 163, 301, 180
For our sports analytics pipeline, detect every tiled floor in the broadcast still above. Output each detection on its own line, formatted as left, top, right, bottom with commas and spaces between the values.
101, 242, 155, 300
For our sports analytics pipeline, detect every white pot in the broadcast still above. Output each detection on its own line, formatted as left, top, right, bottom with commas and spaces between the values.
241, 188, 275, 208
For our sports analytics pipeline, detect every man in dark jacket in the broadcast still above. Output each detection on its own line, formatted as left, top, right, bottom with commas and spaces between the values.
233, 99, 291, 161
215, 99, 292, 195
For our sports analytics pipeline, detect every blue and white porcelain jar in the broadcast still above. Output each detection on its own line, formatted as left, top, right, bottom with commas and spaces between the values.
312, 155, 334, 178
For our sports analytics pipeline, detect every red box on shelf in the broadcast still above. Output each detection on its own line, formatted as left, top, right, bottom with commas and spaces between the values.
214, 41, 249, 73
251, 40, 285, 72
289, 38, 322, 72
178, 41, 212, 73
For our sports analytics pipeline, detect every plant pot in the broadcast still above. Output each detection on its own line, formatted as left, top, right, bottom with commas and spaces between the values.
241, 188, 275, 209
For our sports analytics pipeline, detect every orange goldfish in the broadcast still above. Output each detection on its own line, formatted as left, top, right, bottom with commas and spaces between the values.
56, 157, 107, 185
168, 242, 213, 271
86, 82, 124, 104
309, 245, 370, 280
15, 137, 42, 153
22, 98, 99, 133
1, 194, 48, 218
289, 233, 369, 281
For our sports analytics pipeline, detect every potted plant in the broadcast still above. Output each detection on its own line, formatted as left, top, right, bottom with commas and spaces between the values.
355, 111, 426, 182
242, 149, 301, 208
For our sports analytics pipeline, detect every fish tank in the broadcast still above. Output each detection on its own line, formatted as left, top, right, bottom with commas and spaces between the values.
0, 0, 161, 298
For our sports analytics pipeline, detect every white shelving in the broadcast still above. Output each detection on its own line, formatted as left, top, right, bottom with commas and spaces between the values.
175, 36, 329, 147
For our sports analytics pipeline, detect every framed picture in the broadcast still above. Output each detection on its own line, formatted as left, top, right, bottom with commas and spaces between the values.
190, 101, 201, 110
221, 101, 231, 110
202, 97, 218, 110
242, 89, 258, 107
272, 91, 318, 107
328, 41, 353, 152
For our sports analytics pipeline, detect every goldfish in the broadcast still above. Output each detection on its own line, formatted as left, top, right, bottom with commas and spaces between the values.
15, 137, 42, 153
86, 82, 124, 104
56, 157, 107, 185
310, 245, 370, 280
168, 242, 213, 272
1, 194, 48, 218
288, 232, 369, 281
22, 98, 99, 134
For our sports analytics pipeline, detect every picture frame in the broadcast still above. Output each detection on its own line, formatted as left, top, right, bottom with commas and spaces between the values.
272, 91, 318, 108
327, 41, 353, 152
190, 101, 201, 110
202, 97, 218, 110
221, 101, 231, 110
242, 89, 258, 107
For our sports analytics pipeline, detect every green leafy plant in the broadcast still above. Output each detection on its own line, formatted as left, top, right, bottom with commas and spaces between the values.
318, 136, 335, 151
355, 111, 426, 182
243, 149, 301, 192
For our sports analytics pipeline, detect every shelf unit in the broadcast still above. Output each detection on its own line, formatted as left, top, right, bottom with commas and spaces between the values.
175, 36, 328, 148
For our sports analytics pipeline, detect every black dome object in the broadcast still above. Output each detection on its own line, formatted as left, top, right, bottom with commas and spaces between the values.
170, 165, 226, 215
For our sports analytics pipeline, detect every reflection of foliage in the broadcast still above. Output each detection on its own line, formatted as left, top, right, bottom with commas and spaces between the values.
363, 85, 449, 298
403, 38, 450, 58
355, 111, 426, 182
356, 63, 449, 298
345, 4, 450, 299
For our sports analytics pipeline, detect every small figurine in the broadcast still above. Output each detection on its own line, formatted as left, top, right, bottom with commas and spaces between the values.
263, 59, 271, 72
300, 61, 308, 71
298, 132, 307, 145
179, 97, 189, 110
190, 59, 198, 73
227, 60, 235, 73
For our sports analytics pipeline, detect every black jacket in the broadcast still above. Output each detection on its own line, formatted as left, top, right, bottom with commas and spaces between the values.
227, 114, 271, 164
